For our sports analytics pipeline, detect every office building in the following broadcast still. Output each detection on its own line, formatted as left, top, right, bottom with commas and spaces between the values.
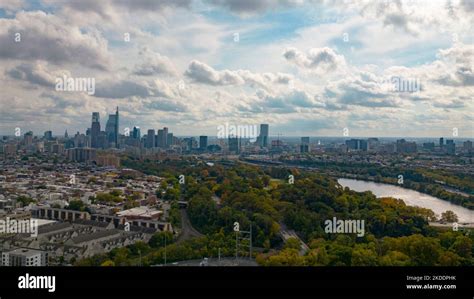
345, 139, 368, 151
105, 107, 119, 148
66, 148, 97, 163
43, 131, 53, 140
146, 129, 155, 148
167, 133, 174, 146
300, 137, 310, 153
228, 136, 240, 153
199, 136, 208, 150
446, 140, 455, 155
258, 124, 269, 148
396, 139, 417, 154
90, 112, 101, 148
24, 131, 33, 146
132, 126, 141, 139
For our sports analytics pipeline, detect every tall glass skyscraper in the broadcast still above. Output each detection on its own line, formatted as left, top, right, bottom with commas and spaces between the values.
259, 124, 269, 148
105, 107, 119, 148
91, 112, 100, 148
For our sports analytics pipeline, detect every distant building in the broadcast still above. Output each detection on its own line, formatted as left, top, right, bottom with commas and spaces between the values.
423, 142, 435, 151
439, 137, 444, 148
396, 139, 417, 154
167, 133, 174, 146
24, 131, 33, 146
258, 124, 269, 148
43, 130, 53, 140
446, 139, 455, 155
157, 129, 165, 147
163, 127, 169, 147
146, 129, 155, 148
132, 126, 141, 139
1, 248, 47, 266
105, 107, 119, 148
66, 148, 97, 163
228, 136, 240, 153
367, 138, 379, 151
199, 136, 208, 150
300, 137, 310, 153
91, 112, 101, 148
345, 139, 368, 151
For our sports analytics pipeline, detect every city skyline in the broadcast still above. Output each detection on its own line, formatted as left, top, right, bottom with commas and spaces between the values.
0, 1, 473, 138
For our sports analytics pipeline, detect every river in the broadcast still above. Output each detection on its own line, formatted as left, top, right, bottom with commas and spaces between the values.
338, 178, 474, 223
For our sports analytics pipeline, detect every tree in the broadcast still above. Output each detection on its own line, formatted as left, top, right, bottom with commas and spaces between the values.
284, 238, 301, 250
101, 260, 115, 266
149, 231, 173, 248
441, 211, 458, 223
67, 200, 85, 211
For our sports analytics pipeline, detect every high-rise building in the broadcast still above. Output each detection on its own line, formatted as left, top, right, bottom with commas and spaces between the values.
300, 137, 310, 153
439, 137, 444, 148
396, 139, 417, 154
446, 139, 455, 155
146, 129, 155, 148
258, 124, 269, 148
24, 131, 33, 146
105, 107, 119, 148
91, 112, 101, 148
345, 139, 368, 151
163, 127, 169, 147
43, 131, 53, 140
157, 129, 165, 147
167, 133, 173, 146
200, 136, 208, 150
132, 126, 141, 139
228, 136, 240, 153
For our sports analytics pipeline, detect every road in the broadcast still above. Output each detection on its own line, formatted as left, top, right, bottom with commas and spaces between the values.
279, 223, 309, 255
176, 208, 203, 244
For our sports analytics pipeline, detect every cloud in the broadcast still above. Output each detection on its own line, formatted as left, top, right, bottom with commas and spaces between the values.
206, 0, 307, 15
185, 60, 244, 85
94, 79, 175, 99
324, 73, 403, 108
283, 47, 346, 73
185, 60, 293, 89
6, 62, 63, 87
0, 11, 111, 70
133, 47, 177, 76
144, 98, 188, 112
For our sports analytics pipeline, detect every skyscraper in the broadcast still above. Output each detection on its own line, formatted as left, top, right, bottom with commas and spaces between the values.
157, 129, 164, 147
200, 136, 208, 150
105, 107, 119, 148
300, 137, 310, 153
132, 126, 141, 139
259, 124, 269, 148
146, 129, 155, 148
163, 127, 169, 147
91, 112, 100, 148
228, 136, 240, 153
167, 133, 173, 146
44, 131, 53, 140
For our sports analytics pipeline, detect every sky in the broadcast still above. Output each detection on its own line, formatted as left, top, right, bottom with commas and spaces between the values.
0, 0, 473, 138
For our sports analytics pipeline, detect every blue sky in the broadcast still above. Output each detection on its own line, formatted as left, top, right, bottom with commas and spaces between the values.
0, 0, 473, 138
